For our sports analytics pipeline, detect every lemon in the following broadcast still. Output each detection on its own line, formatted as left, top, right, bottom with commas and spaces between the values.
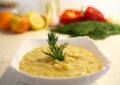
29, 15, 45, 30
41, 14, 50, 28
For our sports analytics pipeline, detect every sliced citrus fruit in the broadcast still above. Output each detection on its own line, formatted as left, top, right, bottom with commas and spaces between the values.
41, 14, 50, 28
29, 15, 45, 30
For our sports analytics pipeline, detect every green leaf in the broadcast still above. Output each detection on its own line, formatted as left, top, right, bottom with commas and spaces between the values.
51, 21, 120, 40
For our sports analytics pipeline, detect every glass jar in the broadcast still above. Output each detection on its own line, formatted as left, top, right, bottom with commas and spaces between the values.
0, 1, 19, 15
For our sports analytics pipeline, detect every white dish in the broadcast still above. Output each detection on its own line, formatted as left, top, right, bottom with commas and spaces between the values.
10, 36, 111, 85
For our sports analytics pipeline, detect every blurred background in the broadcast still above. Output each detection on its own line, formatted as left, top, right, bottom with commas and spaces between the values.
0, 0, 119, 16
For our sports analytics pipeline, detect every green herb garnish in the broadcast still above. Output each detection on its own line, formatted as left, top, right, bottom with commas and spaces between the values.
43, 32, 68, 61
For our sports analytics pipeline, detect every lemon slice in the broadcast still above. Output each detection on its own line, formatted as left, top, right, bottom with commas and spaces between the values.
41, 14, 50, 28
29, 15, 45, 30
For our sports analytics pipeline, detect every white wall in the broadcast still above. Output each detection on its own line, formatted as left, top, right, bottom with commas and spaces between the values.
2, 0, 120, 16
61, 0, 120, 16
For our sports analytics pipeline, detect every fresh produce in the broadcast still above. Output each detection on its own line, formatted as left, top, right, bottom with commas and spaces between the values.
10, 16, 30, 33
51, 21, 120, 39
0, 1, 120, 38
27, 13, 45, 30
59, 6, 106, 24
81, 6, 106, 21
106, 16, 120, 25
0, 11, 14, 30
60, 9, 81, 24
26, 11, 51, 29
46, 1, 59, 26
40, 1, 53, 28
41, 14, 50, 28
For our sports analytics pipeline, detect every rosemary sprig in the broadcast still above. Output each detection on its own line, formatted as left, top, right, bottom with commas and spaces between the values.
43, 32, 68, 61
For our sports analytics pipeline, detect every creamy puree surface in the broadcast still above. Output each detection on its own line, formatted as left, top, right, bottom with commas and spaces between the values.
19, 45, 102, 78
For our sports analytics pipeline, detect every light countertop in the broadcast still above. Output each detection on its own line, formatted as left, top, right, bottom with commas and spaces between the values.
0, 29, 120, 85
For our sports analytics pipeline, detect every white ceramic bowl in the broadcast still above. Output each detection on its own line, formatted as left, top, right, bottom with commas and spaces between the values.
10, 37, 111, 85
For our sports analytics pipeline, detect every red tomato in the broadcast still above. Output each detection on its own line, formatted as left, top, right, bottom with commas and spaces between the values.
82, 6, 106, 21
60, 9, 81, 24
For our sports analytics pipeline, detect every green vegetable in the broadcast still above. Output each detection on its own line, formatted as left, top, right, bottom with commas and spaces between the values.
43, 32, 68, 61
51, 21, 120, 39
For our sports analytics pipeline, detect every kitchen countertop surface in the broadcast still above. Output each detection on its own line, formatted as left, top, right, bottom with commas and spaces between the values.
0, 29, 120, 85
